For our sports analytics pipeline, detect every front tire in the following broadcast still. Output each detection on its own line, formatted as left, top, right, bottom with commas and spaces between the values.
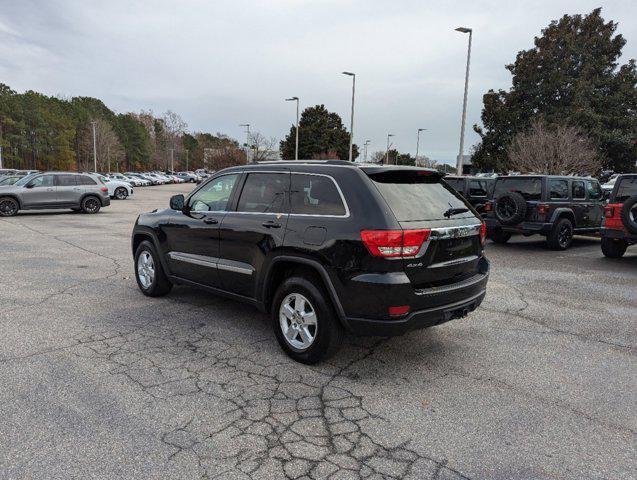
272, 275, 343, 364
114, 187, 128, 200
134, 240, 172, 296
0, 197, 19, 217
601, 237, 627, 258
81, 196, 101, 214
547, 218, 574, 250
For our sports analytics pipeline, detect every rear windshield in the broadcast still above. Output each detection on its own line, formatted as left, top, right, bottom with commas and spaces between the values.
494, 177, 542, 201
615, 176, 637, 203
370, 172, 473, 221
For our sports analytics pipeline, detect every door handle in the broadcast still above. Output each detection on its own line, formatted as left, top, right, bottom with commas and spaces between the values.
203, 218, 218, 225
262, 221, 281, 229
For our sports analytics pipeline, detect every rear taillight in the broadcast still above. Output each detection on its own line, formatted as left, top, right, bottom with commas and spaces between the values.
484, 201, 492, 212
100, 187, 108, 193
479, 222, 487, 245
605, 204, 621, 218
537, 204, 549, 215
361, 229, 430, 258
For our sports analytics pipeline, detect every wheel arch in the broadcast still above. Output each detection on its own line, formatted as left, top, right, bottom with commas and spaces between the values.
551, 208, 576, 226
261, 256, 350, 331
0, 194, 22, 209
80, 192, 106, 207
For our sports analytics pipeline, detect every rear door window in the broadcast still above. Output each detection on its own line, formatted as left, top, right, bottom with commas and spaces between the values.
494, 177, 542, 201
57, 175, 77, 187
236, 173, 288, 213
572, 181, 585, 200
615, 176, 637, 203
77, 175, 97, 185
587, 181, 602, 200
549, 179, 568, 200
290, 174, 346, 216
370, 171, 472, 221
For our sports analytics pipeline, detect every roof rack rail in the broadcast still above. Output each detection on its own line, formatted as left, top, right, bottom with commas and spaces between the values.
256, 159, 354, 166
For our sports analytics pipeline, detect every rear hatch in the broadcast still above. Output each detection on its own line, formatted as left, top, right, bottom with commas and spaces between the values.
492, 176, 542, 222
365, 169, 484, 289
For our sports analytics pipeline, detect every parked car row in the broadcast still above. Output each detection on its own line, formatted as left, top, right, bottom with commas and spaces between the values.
103, 170, 210, 186
443, 173, 636, 258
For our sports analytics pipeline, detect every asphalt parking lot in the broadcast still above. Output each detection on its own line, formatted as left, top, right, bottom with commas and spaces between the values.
0, 184, 635, 480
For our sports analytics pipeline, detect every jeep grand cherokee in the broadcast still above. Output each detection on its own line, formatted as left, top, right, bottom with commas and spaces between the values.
131, 161, 489, 363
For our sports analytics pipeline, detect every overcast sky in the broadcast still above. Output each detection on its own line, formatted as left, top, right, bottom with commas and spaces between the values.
0, 0, 635, 164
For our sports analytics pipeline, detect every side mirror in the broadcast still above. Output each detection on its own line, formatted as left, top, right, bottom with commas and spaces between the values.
25, 183, 35, 189
170, 194, 185, 211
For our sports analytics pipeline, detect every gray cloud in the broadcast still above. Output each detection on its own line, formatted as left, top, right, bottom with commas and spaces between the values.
1, 0, 635, 163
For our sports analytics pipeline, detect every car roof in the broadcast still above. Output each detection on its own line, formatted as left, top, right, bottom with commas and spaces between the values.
223, 160, 440, 177
496, 174, 594, 180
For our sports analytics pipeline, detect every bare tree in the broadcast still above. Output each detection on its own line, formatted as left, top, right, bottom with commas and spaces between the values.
80, 119, 124, 172
248, 131, 279, 162
163, 110, 187, 169
369, 151, 385, 164
508, 120, 601, 175
416, 156, 438, 168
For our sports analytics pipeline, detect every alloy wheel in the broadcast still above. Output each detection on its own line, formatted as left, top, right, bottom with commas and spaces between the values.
279, 293, 318, 351
0, 198, 18, 216
558, 224, 572, 247
137, 251, 155, 289
115, 188, 127, 200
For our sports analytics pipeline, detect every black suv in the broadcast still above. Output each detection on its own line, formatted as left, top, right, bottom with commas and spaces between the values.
600, 174, 637, 258
444, 176, 495, 215
484, 175, 604, 250
131, 161, 489, 363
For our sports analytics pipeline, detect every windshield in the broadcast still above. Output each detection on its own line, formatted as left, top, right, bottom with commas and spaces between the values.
494, 177, 542, 201
14, 173, 38, 186
370, 171, 474, 222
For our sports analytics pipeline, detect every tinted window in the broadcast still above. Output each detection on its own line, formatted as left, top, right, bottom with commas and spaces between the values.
572, 181, 585, 199
57, 175, 77, 187
615, 176, 637, 203
444, 178, 464, 192
468, 180, 488, 197
370, 172, 472, 221
549, 179, 568, 199
494, 177, 542, 201
77, 175, 97, 185
189, 174, 238, 211
587, 181, 602, 200
29, 175, 55, 187
290, 174, 346, 216
237, 173, 288, 213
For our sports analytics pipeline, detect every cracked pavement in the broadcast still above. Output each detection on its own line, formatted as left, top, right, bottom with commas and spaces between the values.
0, 184, 635, 479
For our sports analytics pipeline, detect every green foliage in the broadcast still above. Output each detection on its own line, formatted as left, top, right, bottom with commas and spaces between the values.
473, 8, 637, 173
115, 114, 151, 171
280, 105, 358, 160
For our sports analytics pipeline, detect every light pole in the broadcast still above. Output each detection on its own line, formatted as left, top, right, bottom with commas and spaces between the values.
455, 26, 472, 175
285, 97, 299, 160
342, 72, 355, 161
363, 140, 371, 162
240, 124, 250, 163
416, 128, 426, 165
170, 148, 174, 172
185, 149, 189, 171
385, 134, 394, 165
90, 121, 97, 172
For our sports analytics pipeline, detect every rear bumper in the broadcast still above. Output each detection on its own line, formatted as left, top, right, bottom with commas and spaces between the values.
601, 228, 637, 242
102, 196, 111, 206
339, 257, 489, 336
485, 218, 551, 235
345, 289, 486, 336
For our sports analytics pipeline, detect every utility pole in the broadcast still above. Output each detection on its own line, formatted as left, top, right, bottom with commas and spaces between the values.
91, 121, 97, 172
363, 140, 370, 162
240, 124, 250, 163
185, 150, 189, 171
107, 145, 110, 173
285, 97, 300, 160
416, 128, 426, 165
342, 72, 356, 161
0, 145, 3, 169
455, 27, 473, 175
385, 134, 394, 165
170, 148, 174, 172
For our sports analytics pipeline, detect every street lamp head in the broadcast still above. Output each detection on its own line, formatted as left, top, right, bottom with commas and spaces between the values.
387, 134, 394, 137
342, 71, 355, 76
285, 97, 298, 101
455, 27, 472, 33
418, 128, 427, 132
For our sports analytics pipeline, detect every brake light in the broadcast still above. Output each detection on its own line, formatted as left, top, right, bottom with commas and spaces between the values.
537, 204, 549, 215
361, 229, 430, 258
479, 222, 487, 245
605, 204, 621, 218
484, 201, 492, 212
100, 187, 108, 193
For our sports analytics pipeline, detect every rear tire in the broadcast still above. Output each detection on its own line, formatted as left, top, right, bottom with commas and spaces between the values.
81, 196, 101, 214
134, 240, 173, 296
547, 218, 574, 250
601, 237, 627, 258
490, 229, 512, 244
0, 197, 19, 217
620, 195, 637, 234
272, 275, 343, 364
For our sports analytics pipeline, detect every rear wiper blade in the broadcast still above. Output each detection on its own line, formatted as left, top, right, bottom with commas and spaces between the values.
443, 207, 469, 218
